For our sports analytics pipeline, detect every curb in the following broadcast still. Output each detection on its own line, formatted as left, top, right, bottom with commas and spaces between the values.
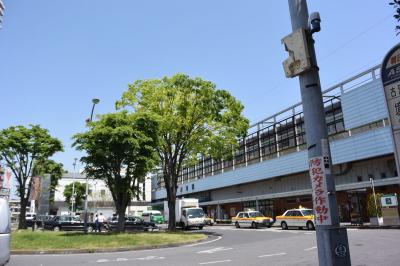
11, 234, 209, 255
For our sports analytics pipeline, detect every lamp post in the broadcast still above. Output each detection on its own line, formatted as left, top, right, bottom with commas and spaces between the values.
71, 158, 77, 213
83, 98, 100, 234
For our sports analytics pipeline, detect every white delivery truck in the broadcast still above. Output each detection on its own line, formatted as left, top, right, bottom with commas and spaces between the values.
164, 198, 205, 230
0, 198, 10, 266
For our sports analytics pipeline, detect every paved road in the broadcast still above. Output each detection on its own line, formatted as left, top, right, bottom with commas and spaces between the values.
9, 226, 400, 266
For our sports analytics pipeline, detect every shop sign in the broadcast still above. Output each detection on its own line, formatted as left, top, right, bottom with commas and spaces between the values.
309, 156, 332, 225
380, 194, 398, 207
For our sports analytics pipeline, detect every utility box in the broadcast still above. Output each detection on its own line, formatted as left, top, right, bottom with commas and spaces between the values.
380, 194, 400, 226
282, 28, 312, 78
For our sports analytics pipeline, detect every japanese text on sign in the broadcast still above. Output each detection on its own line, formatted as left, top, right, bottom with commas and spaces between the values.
309, 156, 332, 225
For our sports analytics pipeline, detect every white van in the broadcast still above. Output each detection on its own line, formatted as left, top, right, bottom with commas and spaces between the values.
0, 198, 10, 266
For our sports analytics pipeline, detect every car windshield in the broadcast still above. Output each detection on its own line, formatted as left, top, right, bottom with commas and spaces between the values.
249, 211, 265, 218
301, 209, 314, 216
187, 209, 204, 218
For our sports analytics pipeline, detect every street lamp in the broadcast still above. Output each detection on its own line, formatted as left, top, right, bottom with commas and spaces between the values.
84, 98, 100, 234
71, 158, 77, 213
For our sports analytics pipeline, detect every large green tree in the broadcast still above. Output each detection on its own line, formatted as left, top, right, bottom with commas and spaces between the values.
0, 125, 63, 229
73, 111, 159, 232
63, 181, 86, 211
116, 74, 249, 230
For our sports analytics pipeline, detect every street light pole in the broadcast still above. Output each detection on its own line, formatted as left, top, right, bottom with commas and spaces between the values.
83, 98, 100, 234
71, 158, 77, 213
285, 1, 351, 265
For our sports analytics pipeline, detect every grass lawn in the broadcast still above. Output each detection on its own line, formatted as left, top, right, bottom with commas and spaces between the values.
11, 230, 206, 251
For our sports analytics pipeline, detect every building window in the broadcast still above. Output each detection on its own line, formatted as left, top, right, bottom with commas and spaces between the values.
186, 185, 188, 191
180, 187, 182, 193
380, 172, 387, 179
357, 176, 363, 182
100, 189, 105, 196
192, 184, 195, 190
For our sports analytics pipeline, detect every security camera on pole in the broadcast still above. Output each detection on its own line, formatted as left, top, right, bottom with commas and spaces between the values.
282, 1, 351, 265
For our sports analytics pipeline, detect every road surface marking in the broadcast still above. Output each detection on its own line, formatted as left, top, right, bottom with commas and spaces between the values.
197, 247, 233, 254
185, 236, 222, 247
116, 258, 128, 261
304, 232, 314, 235
304, 246, 317, 251
136, 256, 165, 260
96, 259, 109, 263
258, 252, 287, 258
199, 259, 232, 265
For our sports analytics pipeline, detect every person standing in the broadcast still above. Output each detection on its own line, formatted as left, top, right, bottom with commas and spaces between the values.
97, 213, 106, 232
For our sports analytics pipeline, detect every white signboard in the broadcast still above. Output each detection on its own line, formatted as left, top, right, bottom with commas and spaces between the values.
381, 194, 398, 207
309, 156, 332, 225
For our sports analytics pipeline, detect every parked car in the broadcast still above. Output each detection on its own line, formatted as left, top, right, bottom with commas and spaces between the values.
142, 210, 164, 224
275, 208, 315, 230
43, 215, 96, 232
0, 198, 10, 266
204, 217, 214, 226
232, 211, 273, 229
107, 216, 157, 232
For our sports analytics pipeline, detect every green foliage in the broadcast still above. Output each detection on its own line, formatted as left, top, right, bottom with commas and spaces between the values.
63, 181, 86, 210
0, 125, 63, 228
390, 0, 400, 35
73, 111, 159, 231
116, 73, 249, 229
366, 193, 383, 217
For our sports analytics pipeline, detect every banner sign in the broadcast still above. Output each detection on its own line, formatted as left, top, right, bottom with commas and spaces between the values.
309, 156, 332, 225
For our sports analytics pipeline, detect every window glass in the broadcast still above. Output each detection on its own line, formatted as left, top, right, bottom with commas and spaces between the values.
244, 213, 249, 218
285, 211, 293, 216
293, 210, 302, 216
238, 213, 244, 218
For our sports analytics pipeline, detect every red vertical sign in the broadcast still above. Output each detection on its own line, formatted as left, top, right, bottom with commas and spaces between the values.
309, 156, 332, 225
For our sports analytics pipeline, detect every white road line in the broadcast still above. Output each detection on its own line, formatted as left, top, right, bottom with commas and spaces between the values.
116, 258, 128, 261
185, 236, 222, 247
304, 246, 317, 251
96, 259, 109, 263
199, 259, 232, 265
304, 232, 314, 235
197, 247, 233, 254
258, 252, 287, 258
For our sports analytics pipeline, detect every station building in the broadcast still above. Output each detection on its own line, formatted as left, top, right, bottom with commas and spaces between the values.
151, 65, 400, 223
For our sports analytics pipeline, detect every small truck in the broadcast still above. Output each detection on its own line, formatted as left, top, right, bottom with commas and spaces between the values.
164, 198, 205, 230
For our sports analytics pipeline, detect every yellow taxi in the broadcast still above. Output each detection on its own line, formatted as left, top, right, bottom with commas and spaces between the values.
231, 211, 273, 229
275, 207, 315, 230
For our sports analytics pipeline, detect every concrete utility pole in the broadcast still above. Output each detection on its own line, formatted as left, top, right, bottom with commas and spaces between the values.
284, 1, 351, 265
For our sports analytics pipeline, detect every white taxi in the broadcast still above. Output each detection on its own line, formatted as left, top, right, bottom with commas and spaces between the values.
231, 211, 273, 229
275, 208, 315, 230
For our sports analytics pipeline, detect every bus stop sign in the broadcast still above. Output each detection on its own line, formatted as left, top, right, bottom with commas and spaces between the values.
381, 44, 400, 180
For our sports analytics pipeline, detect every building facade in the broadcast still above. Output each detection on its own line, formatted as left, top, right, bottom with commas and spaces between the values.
54, 172, 152, 218
151, 65, 400, 223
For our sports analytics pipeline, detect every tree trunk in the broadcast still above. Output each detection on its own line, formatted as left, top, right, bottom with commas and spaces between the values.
18, 197, 28, 229
168, 197, 176, 231
116, 205, 126, 233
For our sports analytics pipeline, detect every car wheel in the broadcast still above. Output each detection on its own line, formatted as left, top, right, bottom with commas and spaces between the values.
199, 226, 203, 230
306, 221, 315, 230
251, 222, 258, 229
53, 226, 60, 232
281, 222, 288, 230
235, 222, 240, 228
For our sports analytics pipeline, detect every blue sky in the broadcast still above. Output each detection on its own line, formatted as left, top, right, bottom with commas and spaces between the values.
0, 0, 398, 172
